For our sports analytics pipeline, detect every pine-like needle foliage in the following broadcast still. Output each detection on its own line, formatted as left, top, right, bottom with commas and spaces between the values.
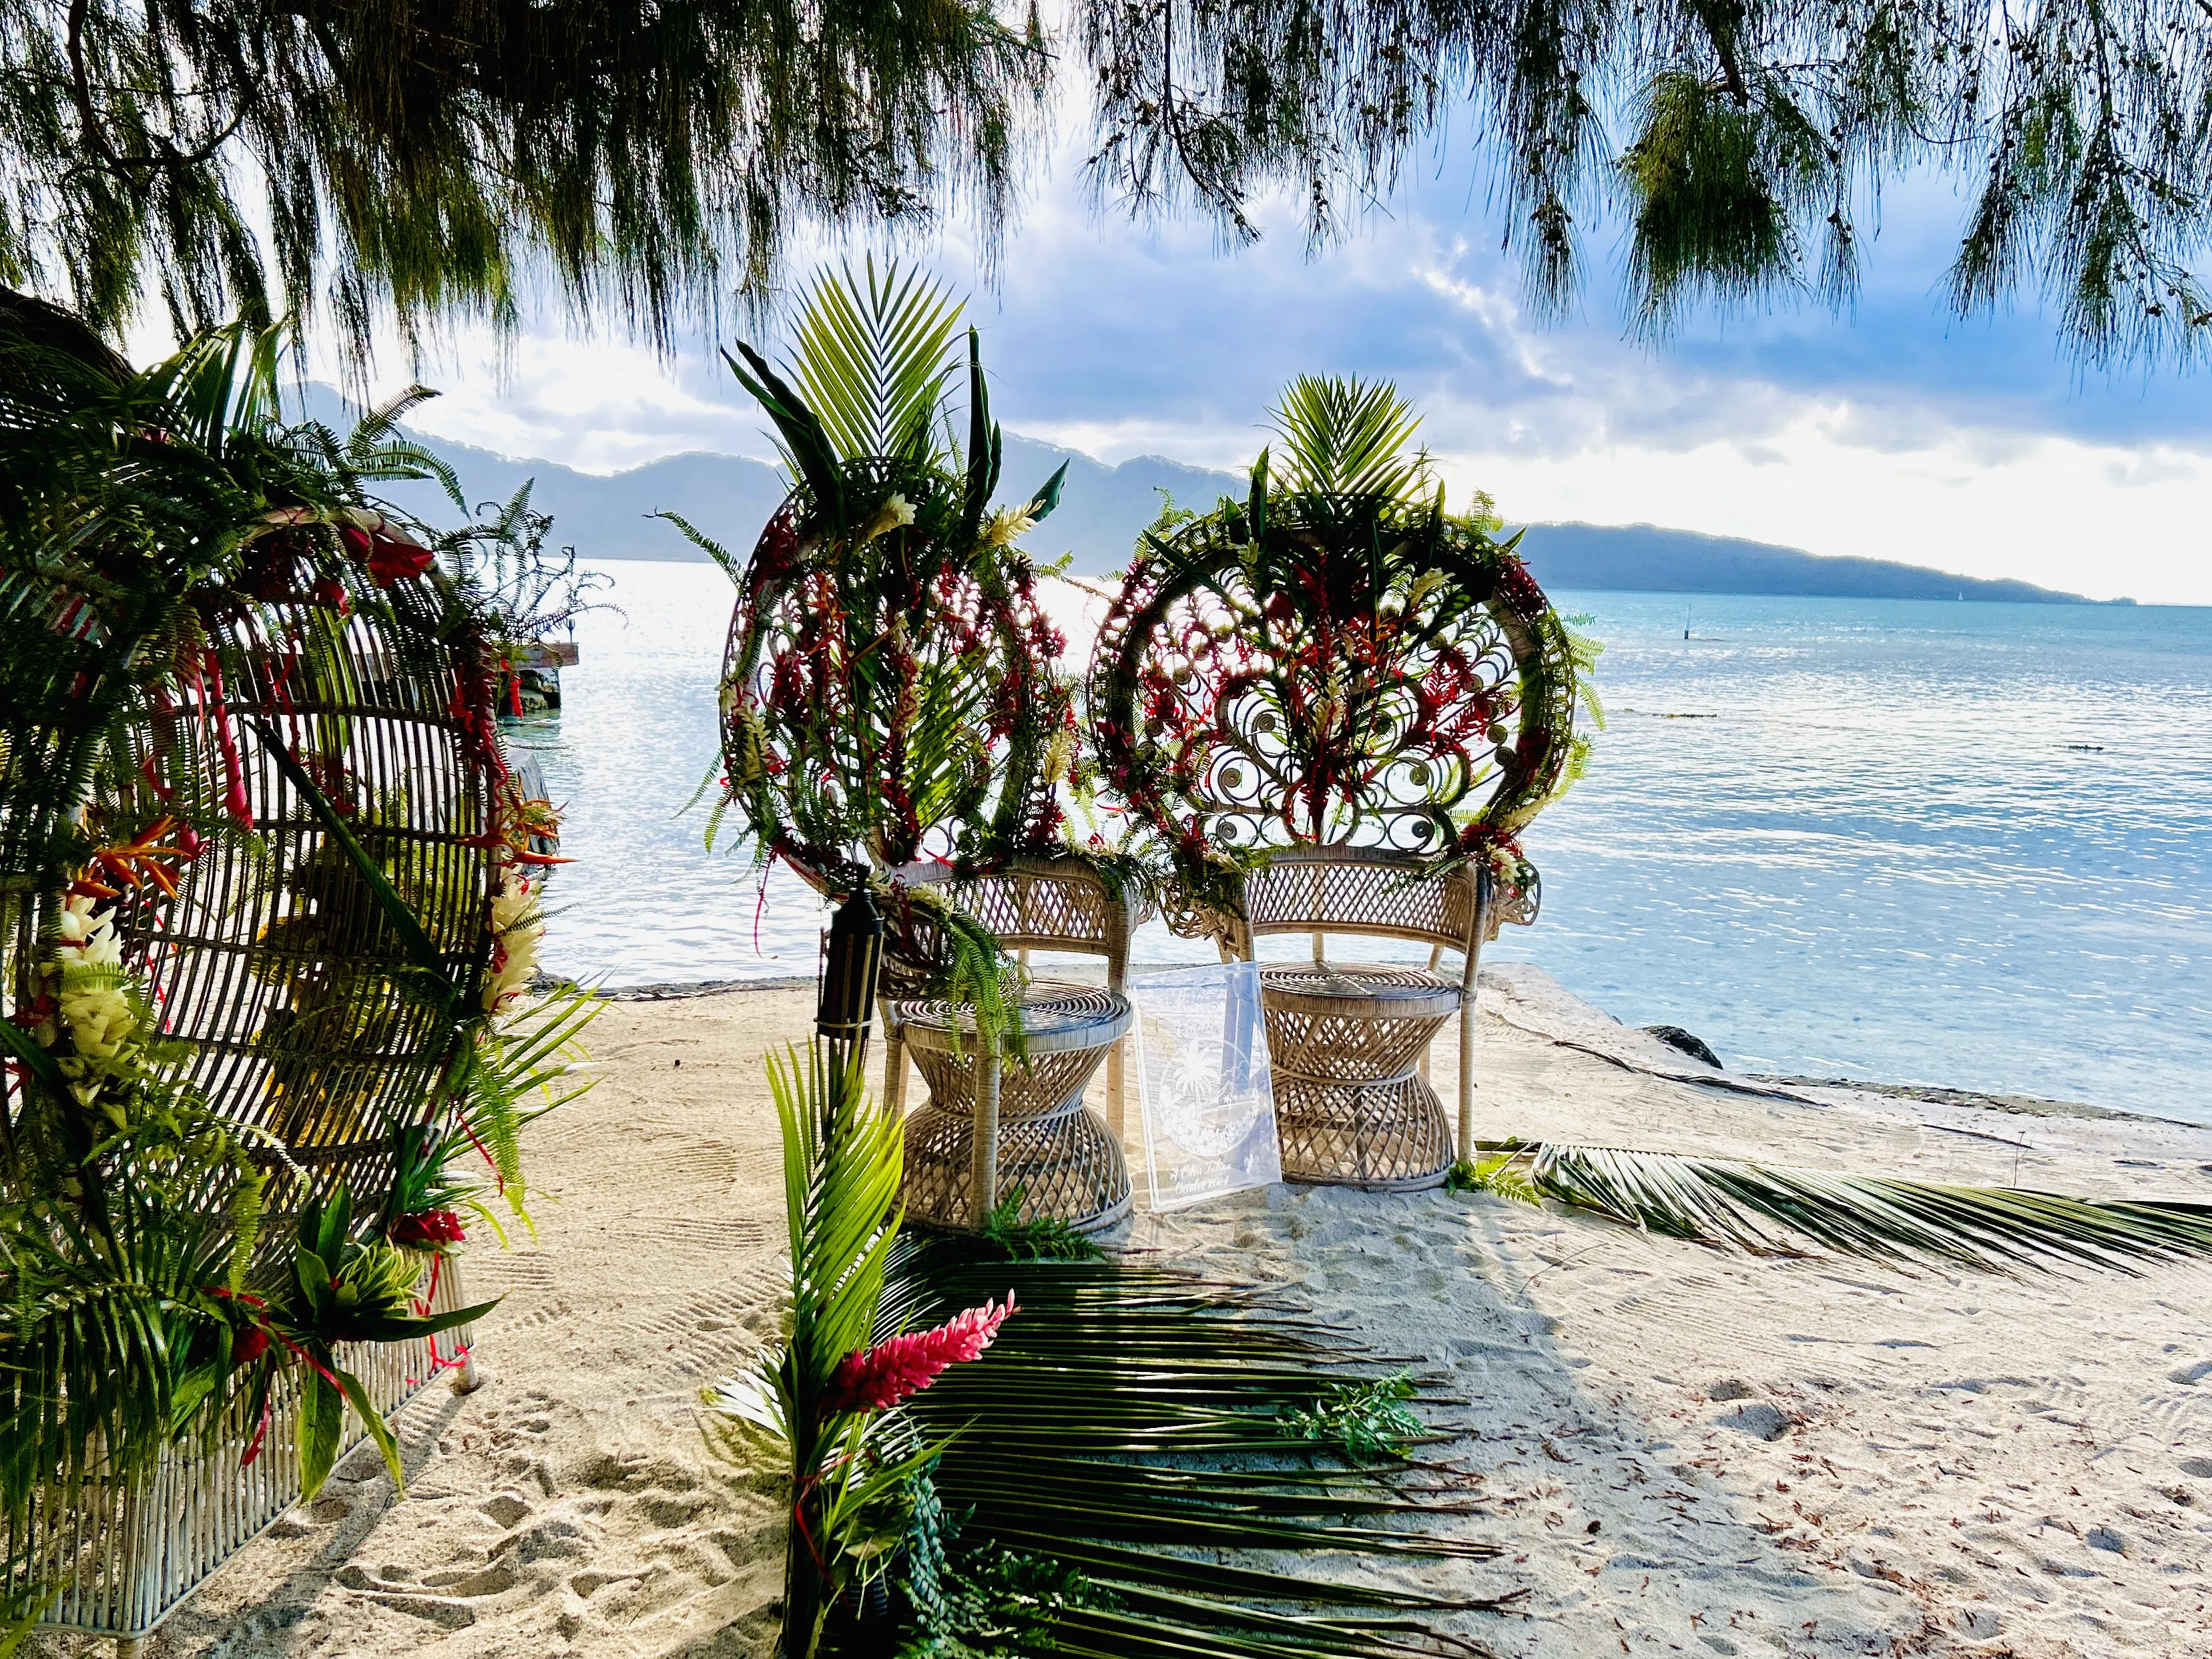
1079, 0, 2212, 368
0, 0, 1052, 364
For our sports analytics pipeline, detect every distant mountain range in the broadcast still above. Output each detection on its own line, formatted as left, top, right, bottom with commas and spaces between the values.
324, 391, 2123, 605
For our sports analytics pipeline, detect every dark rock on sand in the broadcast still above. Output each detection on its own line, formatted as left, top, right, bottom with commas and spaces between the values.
1644, 1025, 1723, 1068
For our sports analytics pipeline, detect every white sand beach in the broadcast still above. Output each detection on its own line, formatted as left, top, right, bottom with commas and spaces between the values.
52, 969, 2212, 1659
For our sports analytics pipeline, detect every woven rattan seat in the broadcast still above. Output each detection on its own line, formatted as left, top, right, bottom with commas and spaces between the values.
895, 981, 1133, 1233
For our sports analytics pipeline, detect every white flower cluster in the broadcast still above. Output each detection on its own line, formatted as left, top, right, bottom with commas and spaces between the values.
981, 504, 1037, 549
51, 895, 142, 1103
483, 873, 544, 1013
859, 493, 917, 544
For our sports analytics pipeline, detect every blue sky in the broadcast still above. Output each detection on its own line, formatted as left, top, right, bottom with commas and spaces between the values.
264, 102, 2212, 605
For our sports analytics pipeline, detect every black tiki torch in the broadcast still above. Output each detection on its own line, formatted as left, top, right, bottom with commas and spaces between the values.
816, 886, 884, 1078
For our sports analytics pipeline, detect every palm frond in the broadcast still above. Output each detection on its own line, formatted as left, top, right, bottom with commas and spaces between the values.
852, 1238, 1509, 1657
1516, 1142, 2212, 1274
780, 1043, 907, 1390
0, 1178, 237, 1517
448, 983, 604, 1228
722, 342, 846, 525
1267, 377, 1431, 501
788, 260, 964, 465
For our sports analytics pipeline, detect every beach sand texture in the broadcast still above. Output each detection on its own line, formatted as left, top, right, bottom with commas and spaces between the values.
45, 968, 2212, 1659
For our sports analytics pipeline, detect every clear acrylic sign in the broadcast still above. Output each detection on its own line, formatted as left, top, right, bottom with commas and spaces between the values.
1128, 963, 1282, 1210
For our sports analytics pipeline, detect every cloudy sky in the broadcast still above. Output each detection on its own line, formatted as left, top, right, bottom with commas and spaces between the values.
297, 98, 2212, 606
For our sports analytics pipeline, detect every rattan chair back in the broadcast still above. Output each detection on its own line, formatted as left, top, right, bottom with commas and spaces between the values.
1, 580, 503, 1251
1236, 846, 1481, 965
947, 856, 1145, 989
153, 589, 499, 1234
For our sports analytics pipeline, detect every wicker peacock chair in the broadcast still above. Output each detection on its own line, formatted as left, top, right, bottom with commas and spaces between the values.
702, 265, 1150, 1233
1, 329, 518, 1652
716, 485, 1150, 1234
1090, 379, 1593, 1190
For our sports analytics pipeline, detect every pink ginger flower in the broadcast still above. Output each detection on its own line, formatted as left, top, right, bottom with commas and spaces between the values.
820, 1295, 1015, 1416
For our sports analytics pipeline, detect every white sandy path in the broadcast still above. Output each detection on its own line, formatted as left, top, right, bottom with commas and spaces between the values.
41, 971, 2212, 1659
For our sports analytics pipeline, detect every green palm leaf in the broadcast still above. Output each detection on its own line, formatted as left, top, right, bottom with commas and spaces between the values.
1267, 377, 1430, 501
788, 260, 964, 465
1514, 1142, 2212, 1274
850, 1239, 1506, 1657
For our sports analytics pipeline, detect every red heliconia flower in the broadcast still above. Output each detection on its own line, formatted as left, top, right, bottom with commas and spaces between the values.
366, 533, 436, 587
390, 1208, 468, 1251
820, 1295, 1015, 1416
311, 575, 353, 616
232, 1326, 270, 1367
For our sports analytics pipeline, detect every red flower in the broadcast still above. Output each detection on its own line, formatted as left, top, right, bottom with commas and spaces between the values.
366, 533, 435, 587
820, 1296, 1015, 1416
390, 1208, 467, 1251
232, 1326, 270, 1367
311, 576, 352, 616
342, 522, 435, 586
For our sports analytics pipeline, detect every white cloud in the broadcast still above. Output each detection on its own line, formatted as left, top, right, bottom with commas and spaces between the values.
1438, 417, 2212, 604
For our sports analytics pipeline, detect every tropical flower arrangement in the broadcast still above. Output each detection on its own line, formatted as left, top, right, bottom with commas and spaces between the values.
677, 263, 1099, 1030
0, 312, 598, 1626
707, 1028, 1520, 1659
704, 1047, 1015, 1658
1089, 376, 1602, 909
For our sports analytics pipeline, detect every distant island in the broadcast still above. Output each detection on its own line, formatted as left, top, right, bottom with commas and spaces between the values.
1513, 521, 2128, 606
338, 393, 2126, 606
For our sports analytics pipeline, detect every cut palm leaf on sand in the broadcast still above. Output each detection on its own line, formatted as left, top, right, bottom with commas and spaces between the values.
865, 1238, 1510, 1658
1466, 1141, 2212, 1274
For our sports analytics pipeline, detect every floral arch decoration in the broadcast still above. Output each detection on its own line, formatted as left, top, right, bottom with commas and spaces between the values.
716, 458, 1074, 890
1089, 424, 1597, 899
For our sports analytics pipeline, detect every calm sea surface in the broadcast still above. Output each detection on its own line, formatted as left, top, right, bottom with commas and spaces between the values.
527, 561, 2212, 1124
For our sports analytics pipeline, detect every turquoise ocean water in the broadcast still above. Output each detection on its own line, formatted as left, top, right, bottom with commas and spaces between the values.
525, 561, 2212, 1124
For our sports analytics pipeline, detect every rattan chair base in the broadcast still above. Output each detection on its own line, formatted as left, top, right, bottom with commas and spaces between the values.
1259, 961, 1458, 1188
902, 1104, 1133, 1234
1273, 1072, 1452, 1191
892, 979, 1133, 1231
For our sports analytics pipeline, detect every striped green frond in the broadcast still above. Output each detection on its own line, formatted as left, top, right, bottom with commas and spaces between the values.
1523, 1142, 2212, 1274
788, 262, 965, 466
834, 1238, 1506, 1657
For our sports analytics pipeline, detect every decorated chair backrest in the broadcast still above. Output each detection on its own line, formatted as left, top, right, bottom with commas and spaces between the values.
718, 460, 1075, 874
3, 571, 506, 1257
1091, 475, 1585, 953
721, 473, 1087, 994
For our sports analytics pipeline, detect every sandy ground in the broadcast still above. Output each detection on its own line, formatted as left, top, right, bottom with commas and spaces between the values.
44, 967, 2212, 1659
